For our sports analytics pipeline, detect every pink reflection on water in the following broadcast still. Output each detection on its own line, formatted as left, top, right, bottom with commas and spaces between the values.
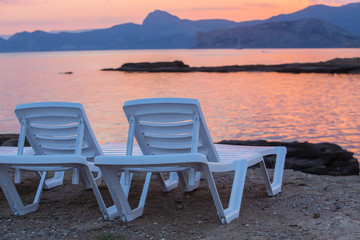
1, 49, 360, 158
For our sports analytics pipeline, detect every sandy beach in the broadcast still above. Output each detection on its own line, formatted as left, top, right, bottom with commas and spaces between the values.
0, 168, 359, 240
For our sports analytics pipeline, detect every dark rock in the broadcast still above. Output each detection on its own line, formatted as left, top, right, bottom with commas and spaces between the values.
102, 61, 191, 72
218, 139, 359, 176
0, 134, 29, 147
102, 58, 360, 74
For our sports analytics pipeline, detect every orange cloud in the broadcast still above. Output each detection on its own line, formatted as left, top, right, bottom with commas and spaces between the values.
1, 0, 356, 36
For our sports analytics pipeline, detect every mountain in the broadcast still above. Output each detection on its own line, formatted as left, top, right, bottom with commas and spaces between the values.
236, 3, 360, 34
0, 10, 237, 52
196, 18, 360, 48
0, 3, 360, 52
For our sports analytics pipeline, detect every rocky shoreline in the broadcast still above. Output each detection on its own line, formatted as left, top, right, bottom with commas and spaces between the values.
1, 134, 360, 239
219, 140, 359, 176
101, 57, 360, 74
1, 134, 358, 176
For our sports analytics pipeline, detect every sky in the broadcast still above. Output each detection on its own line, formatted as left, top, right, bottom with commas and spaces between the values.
0, 0, 359, 37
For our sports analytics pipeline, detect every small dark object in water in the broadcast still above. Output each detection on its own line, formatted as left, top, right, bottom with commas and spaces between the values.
59, 71, 73, 74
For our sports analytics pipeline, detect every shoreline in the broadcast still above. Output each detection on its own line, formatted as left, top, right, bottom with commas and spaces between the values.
0, 166, 359, 239
101, 57, 360, 74
0, 134, 359, 239
1, 134, 358, 176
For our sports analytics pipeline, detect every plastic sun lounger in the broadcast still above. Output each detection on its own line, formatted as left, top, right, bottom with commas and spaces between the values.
0, 102, 113, 218
95, 98, 286, 224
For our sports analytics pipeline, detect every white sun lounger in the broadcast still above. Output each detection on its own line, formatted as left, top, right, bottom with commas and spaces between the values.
95, 98, 286, 224
0, 102, 112, 217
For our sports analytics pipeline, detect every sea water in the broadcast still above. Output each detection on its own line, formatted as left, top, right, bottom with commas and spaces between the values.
0, 49, 360, 157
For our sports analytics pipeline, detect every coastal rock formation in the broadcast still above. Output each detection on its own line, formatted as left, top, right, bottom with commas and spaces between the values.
104, 60, 191, 72
101, 57, 360, 74
218, 140, 359, 176
1, 134, 358, 176
0, 134, 28, 147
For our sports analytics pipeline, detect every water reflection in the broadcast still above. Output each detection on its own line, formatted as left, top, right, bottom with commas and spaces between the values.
0, 49, 360, 157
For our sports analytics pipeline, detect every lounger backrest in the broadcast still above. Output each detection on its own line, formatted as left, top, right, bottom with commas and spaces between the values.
15, 102, 102, 160
123, 98, 220, 162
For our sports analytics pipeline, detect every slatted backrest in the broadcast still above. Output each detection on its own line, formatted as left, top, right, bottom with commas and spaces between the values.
123, 98, 220, 162
15, 102, 102, 160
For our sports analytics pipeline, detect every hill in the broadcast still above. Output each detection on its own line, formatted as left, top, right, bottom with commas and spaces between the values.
236, 3, 360, 34
0, 10, 237, 52
1, 3, 360, 52
196, 18, 360, 48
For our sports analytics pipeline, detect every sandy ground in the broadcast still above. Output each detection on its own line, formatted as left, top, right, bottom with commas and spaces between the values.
0, 168, 359, 240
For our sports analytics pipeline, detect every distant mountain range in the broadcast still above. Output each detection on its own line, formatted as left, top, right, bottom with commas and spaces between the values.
234, 3, 360, 34
1, 3, 360, 52
196, 18, 360, 48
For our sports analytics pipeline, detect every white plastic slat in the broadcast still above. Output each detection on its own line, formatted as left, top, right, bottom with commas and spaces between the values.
28, 127, 79, 137
38, 142, 89, 151
34, 138, 81, 146
148, 141, 203, 150
145, 135, 192, 147
27, 116, 79, 126
148, 148, 192, 155
29, 122, 79, 130
139, 124, 193, 135
125, 104, 196, 116
21, 111, 79, 119
33, 133, 77, 140
136, 113, 193, 124
143, 132, 193, 139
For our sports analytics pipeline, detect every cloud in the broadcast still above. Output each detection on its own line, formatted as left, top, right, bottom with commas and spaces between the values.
173, 3, 277, 12
0, 0, 31, 4
308, 0, 360, 5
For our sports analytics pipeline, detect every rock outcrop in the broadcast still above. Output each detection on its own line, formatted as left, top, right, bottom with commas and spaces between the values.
218, 140, 359, 176
0, 134, 27, 147
102, 58, 360, 74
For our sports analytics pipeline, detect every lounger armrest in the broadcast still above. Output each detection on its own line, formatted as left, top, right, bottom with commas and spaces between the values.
256, 146, 287, 156
0, 155, 88, 167
95, 153, 208, 167
209, 152, 262, 172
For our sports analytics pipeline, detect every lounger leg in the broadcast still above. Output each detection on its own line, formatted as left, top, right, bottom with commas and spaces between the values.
120, 171, 133, 198
259, 146, 286, 196
177, 170, 201, 192
270, 147, 286, 195
155, 172, 178, 192
33, 171, 65, 190
93, 170, 102, 186
0, 167, 46, 216
258, 160, 273, 196
202, 160, 248, 224
100, 167, 152, 222
14, 168, 21, 183
78, 169, 92, 190
77, 166, 114, 220
72, 168, 79, 184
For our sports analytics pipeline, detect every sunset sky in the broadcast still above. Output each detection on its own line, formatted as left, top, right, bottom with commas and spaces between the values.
0, 0, 359, 37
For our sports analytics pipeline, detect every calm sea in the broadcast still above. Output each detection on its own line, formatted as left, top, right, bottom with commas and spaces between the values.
1, 49, 360, 157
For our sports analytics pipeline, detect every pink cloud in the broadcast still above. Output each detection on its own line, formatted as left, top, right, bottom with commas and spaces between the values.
309, 0, 360, 5
0, 0, 30, 4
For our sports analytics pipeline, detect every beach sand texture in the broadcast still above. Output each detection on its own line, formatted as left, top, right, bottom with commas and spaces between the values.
0, 168, 359, 239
